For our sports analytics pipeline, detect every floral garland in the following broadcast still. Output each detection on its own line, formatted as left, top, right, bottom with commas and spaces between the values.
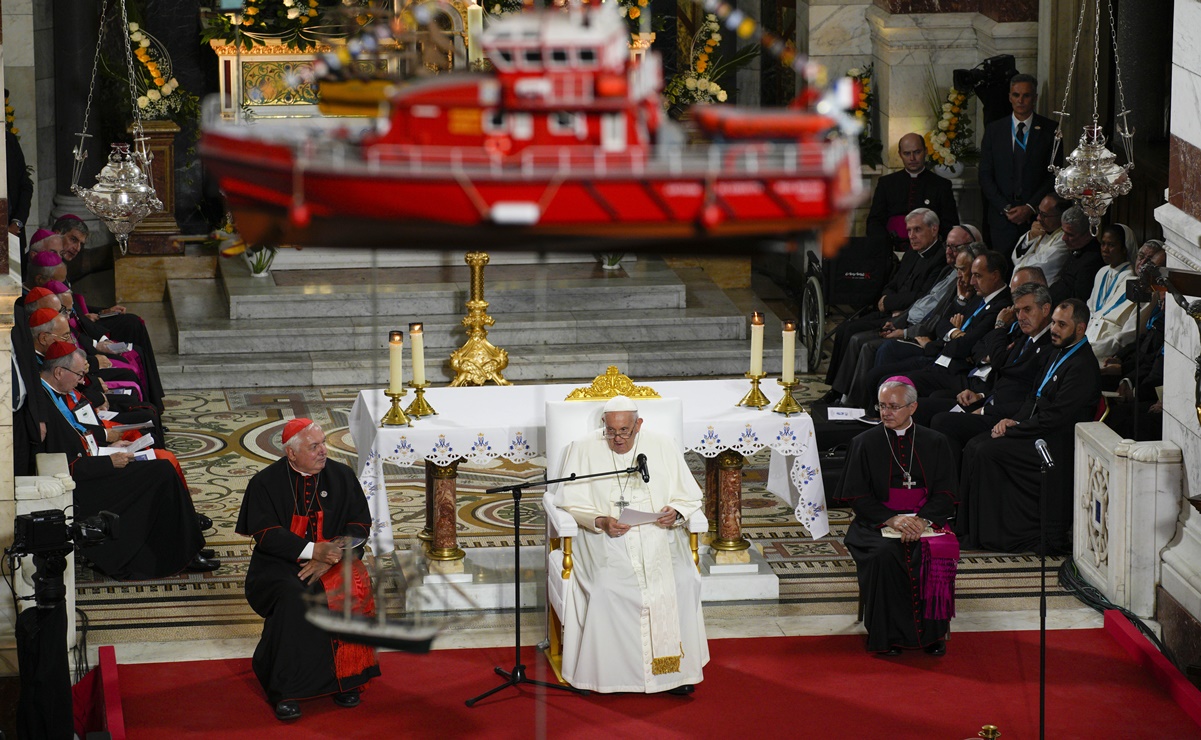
202, 0, 343, 50
925, 83, 979, 168
129, 23, 196, 120
847, 63, 882, 168
663, 14, 754, 115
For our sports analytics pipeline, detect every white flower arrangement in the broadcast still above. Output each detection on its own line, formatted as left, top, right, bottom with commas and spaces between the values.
924, 81, 979, 168
662, 13, 750, 113
130, 23, 195, 120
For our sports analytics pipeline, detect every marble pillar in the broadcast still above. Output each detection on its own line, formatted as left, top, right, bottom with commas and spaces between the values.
428, 459, 465, 561
710, 449, 749, 551
0, 276, 15, 654
1153, 0, 1201, 665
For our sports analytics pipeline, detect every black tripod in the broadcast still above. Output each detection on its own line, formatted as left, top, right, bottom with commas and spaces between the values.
464, 463, 643, 707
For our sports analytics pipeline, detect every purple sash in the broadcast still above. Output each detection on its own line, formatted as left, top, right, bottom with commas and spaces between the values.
884, 487, 958, 620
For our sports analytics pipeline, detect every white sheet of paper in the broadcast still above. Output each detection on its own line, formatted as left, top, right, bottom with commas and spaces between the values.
951, 404, 965, 413
98, 410, 119, 421
828, 407, 866, 421
74, 405, 99, 427
125, 434, 155, 452
934, 354, 952, 368
617, 508, 663, 526
133, 449, 157, 461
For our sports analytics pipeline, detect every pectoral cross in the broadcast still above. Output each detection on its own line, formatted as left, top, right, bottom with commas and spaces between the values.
615, 497, 630, 512
903, 472, 916, 488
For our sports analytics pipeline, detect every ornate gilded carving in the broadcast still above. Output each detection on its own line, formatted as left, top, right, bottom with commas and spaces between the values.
449, 252, 511, 387
564, 366, 662, 401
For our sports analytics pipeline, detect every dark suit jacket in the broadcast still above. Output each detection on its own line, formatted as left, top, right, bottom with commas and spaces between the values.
1009, 338, 1102, 438
866, 169, 960, 250
923, 288, 1013, 370
978, 113, 1059, 217
880, 240, 947, 313
1048, 241, 1105, 305
975, 326, 1055, 417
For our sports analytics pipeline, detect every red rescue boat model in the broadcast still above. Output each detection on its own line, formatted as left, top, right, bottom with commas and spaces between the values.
200, 3, 864, 255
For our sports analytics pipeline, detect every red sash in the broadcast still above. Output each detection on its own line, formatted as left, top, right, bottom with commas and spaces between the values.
289, 514, 378, 679
883, 487, 958, 620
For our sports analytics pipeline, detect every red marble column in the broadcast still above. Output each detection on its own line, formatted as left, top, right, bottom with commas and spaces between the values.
710, 450, 749, 551
419, 461, 435, 542
428, 459, 465, 561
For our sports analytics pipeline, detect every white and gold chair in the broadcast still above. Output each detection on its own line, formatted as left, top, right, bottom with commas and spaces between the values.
541, 388, 706, 682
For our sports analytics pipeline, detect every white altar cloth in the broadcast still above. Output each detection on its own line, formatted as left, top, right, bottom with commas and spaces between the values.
348, 378, 829, 554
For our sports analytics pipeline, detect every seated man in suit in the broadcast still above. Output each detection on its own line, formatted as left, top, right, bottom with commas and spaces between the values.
822, 208, 949, 396
555, 395, 708, 694
978, 73, 1060, 256
839, 377, 958, 657
866, 133, 960, 251
1048, 207, 1105, 305
927, 282, 1056, 457
957, 298, 1102, 554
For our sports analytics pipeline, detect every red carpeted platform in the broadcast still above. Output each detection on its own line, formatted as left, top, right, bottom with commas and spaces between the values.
118, 628, 1199, 739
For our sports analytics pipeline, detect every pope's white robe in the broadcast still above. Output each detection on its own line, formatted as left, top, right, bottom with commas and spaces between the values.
1085, 261, 1138, 359
1012, 228, 1069, 284
555, 430, 708, 693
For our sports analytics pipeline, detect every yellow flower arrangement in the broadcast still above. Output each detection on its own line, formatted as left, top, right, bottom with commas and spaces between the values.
4, 93, 18, 139
925, 82, 979, 168
662, 13, 756, 116
203, 0, 341, 51
127, 23, 198, 121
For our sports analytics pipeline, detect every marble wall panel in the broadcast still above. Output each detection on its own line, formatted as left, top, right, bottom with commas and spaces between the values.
810, 4, 872, 57
1169, 136, 1201, 225
1174, 0, 1201, 81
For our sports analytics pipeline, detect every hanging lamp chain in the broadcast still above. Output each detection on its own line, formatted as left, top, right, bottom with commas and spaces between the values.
1105, 0, 1135, 165
118, 0, 149, 159
1090, 0, 1101, 125
72, 0, 113, 191
1049, 0, 1091, 165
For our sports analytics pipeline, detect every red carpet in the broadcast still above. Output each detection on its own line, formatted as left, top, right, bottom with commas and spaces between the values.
118, 629, 1198, 739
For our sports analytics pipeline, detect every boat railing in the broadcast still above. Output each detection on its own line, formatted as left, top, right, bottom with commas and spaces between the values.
349, 141, 837, 179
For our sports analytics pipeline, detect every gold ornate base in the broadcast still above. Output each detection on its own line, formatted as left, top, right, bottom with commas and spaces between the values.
737, 372, 771, 409
417, 527, 433, 542
773, 378, 803, 417
380, 390, 411, 426
426, 546, 466, 561
405, 382, 437, 418
709, 536, 751, 552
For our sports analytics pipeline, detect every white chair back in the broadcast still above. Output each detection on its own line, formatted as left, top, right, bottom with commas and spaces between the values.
544, 398, 684, 501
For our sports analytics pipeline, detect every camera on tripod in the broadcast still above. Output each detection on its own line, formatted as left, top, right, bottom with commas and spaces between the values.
7, 509, 118, 609
952, 54, 1019, 127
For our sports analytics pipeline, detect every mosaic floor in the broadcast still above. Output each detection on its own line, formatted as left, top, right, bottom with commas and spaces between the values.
74, 379, 1078, 645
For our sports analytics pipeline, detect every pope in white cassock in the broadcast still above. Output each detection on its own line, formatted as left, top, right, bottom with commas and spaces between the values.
554, 395, 709, 694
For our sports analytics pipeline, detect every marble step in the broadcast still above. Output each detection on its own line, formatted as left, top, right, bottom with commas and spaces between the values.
218, 256, 687, 320
156, 340, 792, 390
170, 279, 745, 355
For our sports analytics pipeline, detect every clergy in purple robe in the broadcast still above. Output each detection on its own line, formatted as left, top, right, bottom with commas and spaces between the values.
838, 377, 959, 656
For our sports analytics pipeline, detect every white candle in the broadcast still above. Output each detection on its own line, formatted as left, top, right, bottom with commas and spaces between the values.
781, 321, 796, 383
467, 2, 483, 65
388, 330, 404, 394
749, 312, 764, 376
409, 322, 426, 386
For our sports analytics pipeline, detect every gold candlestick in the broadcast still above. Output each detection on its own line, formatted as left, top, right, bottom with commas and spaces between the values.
737, 372, 771, 409
772, 378, 803, 417
405, 381, 437, 418
380, 389, 411, 426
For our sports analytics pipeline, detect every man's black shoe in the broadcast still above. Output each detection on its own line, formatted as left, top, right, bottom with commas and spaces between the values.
884, 647, 903, 657
924, 641, 946, 657
819, 389, 843, 405
199, 548, 216, 559
196, 513, 214, 530
274, 701, 301, 721
185, 554, 221, 572
333, 689, 361, 708
666, 684, 694, 696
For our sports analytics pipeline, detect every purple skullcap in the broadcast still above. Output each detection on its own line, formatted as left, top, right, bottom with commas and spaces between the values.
44, 280, 70, 294
29, 229, 55, 245
883, 375, 915, 387
31, 251, 63, 267
58, 213, 84, 223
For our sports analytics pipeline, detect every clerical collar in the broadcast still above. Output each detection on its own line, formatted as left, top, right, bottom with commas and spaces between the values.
907, 169, 925, 178
890, 421, 914, 436
918, 240, 941, 258
287, 461, 318, 478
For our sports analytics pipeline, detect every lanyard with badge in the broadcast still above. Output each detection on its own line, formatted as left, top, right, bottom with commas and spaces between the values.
1037, 338, 1087, 398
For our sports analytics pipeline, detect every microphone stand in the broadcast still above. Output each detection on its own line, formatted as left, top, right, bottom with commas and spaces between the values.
1037, 451, 1052, 740
464, 462, 644, 707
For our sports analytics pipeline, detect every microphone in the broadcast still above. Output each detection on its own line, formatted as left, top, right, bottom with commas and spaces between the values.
1034, 439, 1055, 469
635, 453, 650, 483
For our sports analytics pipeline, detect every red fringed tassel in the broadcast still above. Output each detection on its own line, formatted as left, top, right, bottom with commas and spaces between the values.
335, 639, 378, 680
921, 538, 959, 621
322, 560, 380, 679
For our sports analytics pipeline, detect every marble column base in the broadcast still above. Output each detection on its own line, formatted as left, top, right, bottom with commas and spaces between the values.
699, 547, 780, 601
429, 459, 465, 561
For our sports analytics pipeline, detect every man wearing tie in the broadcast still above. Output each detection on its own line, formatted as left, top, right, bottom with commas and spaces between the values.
978, 74, 1059, 256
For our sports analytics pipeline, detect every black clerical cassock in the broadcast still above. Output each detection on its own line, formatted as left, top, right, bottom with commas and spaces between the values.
957, 337, 1102, 554
838, 423, 958, 653
236, 457, 380, 706
34, 383, 204, 579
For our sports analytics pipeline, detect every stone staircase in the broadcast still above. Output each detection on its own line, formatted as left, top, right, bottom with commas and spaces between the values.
152, 255, 795, 389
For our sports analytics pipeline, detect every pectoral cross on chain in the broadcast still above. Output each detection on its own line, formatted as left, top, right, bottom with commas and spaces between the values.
903, 472, 916, 488
615, 497, 630, 512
